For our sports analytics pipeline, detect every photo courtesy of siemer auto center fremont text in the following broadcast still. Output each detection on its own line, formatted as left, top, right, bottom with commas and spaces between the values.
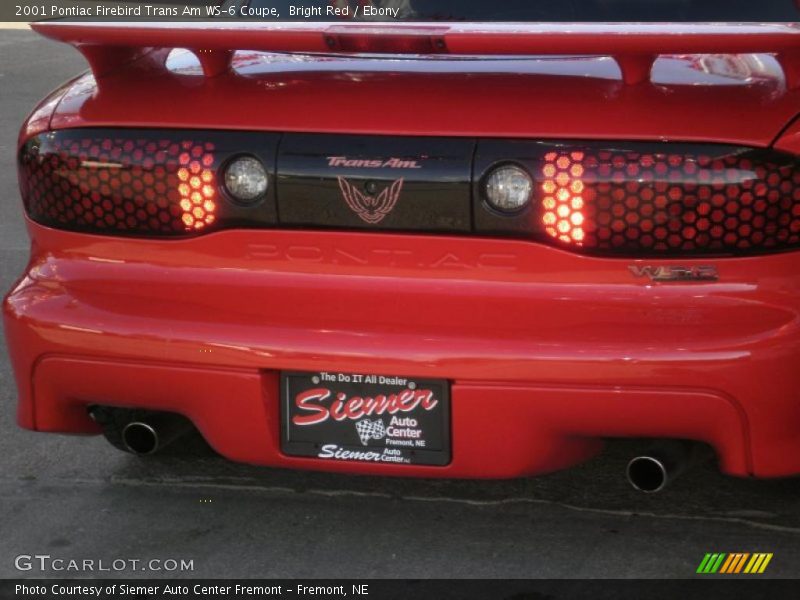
1, 0, 800, 597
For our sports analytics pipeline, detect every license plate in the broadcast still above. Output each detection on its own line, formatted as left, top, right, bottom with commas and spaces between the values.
280, 371, 451, 466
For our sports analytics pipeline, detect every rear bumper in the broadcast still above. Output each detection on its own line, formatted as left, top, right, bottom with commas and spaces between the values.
5, 223, 800, 478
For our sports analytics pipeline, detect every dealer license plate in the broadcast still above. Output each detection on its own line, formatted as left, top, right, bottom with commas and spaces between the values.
280, 371, 451, 466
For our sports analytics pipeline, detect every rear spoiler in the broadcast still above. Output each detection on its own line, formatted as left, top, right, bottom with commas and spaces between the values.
31, 21, 800, 88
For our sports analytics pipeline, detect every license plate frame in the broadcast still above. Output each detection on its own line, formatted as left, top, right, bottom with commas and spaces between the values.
280, 371, 451, 467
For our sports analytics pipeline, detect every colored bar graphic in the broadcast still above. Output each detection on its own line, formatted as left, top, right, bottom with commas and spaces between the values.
744, 554, 760, 573
699, 553, 773, 574
719, 554, 735, 573
720, 553, 749, 573
734, 553, 749, 573
697, 554, 714, 573
697, 553, 726, 574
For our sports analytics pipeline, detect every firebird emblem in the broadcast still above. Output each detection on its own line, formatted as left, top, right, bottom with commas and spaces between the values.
338, 177, 404, 225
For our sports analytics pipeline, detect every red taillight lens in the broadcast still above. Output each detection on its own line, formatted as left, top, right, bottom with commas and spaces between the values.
480, 143, 800, 256
177, 147, 219, 231
19, 132, 219, 236
541, 151, 587, 244
19, 129, 278, 237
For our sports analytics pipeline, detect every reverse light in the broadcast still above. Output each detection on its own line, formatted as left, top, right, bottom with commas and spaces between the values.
485, 165, 533, 213
223, 155, 268, 203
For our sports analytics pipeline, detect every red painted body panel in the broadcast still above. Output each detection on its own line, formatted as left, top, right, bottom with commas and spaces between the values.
6, 23, 800, 479
5, 220, 800, 477
29, 22, 800, 86
775, 114, 800, 153
46, 53, 799, 146
32, 22, 800, 54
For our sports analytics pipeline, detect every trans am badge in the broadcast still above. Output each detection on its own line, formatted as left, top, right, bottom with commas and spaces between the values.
338, 177, 404, 224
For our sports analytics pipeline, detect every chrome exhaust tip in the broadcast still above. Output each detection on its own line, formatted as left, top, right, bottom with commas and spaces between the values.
121, 421, 160, 456
90, 407, 196, 456
626, 455, 669, 493
120, 413, 194, 456
626, 440, 706, 493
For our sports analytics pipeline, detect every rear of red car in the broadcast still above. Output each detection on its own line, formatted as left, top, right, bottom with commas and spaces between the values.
5, 7, 800, 487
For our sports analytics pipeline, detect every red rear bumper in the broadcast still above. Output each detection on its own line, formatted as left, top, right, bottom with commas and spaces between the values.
5, 221, 800, 478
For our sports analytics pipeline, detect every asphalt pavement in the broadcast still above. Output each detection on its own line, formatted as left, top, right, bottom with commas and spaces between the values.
1, 30, 799, 581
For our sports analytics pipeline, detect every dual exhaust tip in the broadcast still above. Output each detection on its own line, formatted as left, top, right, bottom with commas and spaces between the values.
117, 427, 700, 493
100, 407, 702, 492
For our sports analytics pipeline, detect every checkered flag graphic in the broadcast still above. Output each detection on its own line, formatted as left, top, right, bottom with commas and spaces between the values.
355, 419, 386, 446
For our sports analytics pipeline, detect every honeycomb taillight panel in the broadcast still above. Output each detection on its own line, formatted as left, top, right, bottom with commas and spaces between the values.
18, 129, 279, 237
476, 141, 800, 257
18, 131, 800, 258
543, 149, 800, 254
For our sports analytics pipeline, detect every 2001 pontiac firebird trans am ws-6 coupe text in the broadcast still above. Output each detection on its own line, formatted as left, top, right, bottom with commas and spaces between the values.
5, 3, 800, 493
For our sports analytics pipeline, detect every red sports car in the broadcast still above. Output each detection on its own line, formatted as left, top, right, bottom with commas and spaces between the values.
6, 1, 800, 492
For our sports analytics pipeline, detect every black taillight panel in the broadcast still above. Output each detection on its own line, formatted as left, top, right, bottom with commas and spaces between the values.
475, 140, 800, 256
19, 129, 800, 258
19, 129, 280, 237
276, 134, 474, 233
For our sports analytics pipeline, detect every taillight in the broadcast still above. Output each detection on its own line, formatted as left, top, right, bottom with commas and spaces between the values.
176, 145, 219, 231
20, 131, 800, 258
18, 129, 278, 237
541, 151, 587, 244
477, 142, 800, 256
